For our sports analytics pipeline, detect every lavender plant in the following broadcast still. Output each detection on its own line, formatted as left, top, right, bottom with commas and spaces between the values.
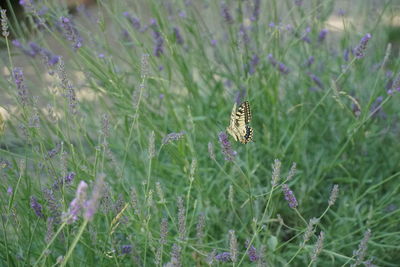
0, 0, 399, 266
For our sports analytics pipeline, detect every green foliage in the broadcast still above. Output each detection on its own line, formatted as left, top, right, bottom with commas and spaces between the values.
0, 0, 399, 266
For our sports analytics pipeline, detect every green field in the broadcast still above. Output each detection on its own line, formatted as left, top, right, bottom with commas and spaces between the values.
0, 0, 399, 266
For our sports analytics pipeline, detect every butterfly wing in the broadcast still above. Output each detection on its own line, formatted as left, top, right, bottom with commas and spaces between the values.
239, 125, 253, 144
227, 103, 240, 141
237, 101, 252, 124
227, 101, 253, 144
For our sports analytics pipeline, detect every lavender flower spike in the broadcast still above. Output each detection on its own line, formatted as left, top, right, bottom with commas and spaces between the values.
13, 67, 29, 106
63, 180, 88, 224
84, 173, 105, 221
220, 2, 233, 24
354, 33, 372, 59
218, 132, 236, 161
268, 54, 290, 74
245, 240, 260, 262
282, 184, 298, 208
215, 252, 231, 262
318, 29, 328, 42
60, 16, 83, 50
30, 196, 45, 218
173, 26, 184, 45
152, 28, 164, 57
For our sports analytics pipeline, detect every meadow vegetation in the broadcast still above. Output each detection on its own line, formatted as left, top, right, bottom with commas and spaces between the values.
0, 0, 399, 266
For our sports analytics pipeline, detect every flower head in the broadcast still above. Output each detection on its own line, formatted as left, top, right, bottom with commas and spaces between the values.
218, 132, 236, 161
60, 16, 83, 50
245, 240, 260, 262
30, 196, 45, 218
354, 33, 372, 59
282, 184, 298, 208
318, 29, 328, 42
13, 67, 29, 106
220, 2, 233, 24
215, 252, 231, 262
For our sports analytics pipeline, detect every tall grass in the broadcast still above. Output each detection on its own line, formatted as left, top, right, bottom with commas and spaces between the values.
0, 0, 399, 266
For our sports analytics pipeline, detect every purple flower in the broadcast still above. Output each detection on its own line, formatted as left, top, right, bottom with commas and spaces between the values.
43, 189, 61, 222
12, 39, 22, 48
251, 0, 260, 21
391, 73, 400, 92
162, 131, 186, 144
60, 16, 83, 50
123, 12, 141, 30
245, 240, 260, 262
305, 56, 314, 67
370, 96, 385, 118
354, 33, 372, 59
301, 26, 311, 43
309, 73, 324, 89
211, 39, 217, 46
215, 252, 231, 262
63, 181, 88, 224
282, 184, 298, 208
30, 196, 45, 218
218, 132, 236, 161
268, 54, 289, 74
248, 54, 259, 75
7, 186, 12, 196
338, 8, 346, 16
173, 26, 184, 45
179, 11, 187, 18
318, 29, 328, 42
13, 67, 29, 106
239, 24, 250, 45
152, 29, 164, 57
121, 244, 133, 254
220, 2, 233, 24
29, 42, 41, 55
84, 173, 105, 221
65, 172, 75, 184
344, 48, 350, 61
352, 229, 371, 266
295, 0, 303, 6
235, 87, 246, 106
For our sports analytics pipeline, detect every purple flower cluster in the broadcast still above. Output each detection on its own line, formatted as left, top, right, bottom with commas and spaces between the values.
248, 54, 259, 75
63, 180, 88, 224
84, 173, 105, 221
354, 33, 372, 59
151, 21, 164, 57
388, 73, 400, 95
13, 67, 29, 106
215, 252, 231, 262
268, 54, 290, 74
318, 29, 328, 43
239, 24, 250, 45
282, 184, 298, 208
173, 26, 184, 45
220, 2, 233, 24
162, 131, 186, 145
251, 0, 261, 21
59, 16, 83, 50
30, 196, 45, 218
245, 240, 260, 262
305, 56, 315, 67
121, 244, 133, 255
123, 12, 141, 31
309, 73, 324, 89
218, 132, 236, 161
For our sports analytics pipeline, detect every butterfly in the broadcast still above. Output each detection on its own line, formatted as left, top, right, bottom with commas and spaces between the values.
226, 101, 254, 144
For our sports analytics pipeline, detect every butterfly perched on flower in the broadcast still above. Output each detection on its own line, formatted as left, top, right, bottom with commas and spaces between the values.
226, 101, 254, 144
